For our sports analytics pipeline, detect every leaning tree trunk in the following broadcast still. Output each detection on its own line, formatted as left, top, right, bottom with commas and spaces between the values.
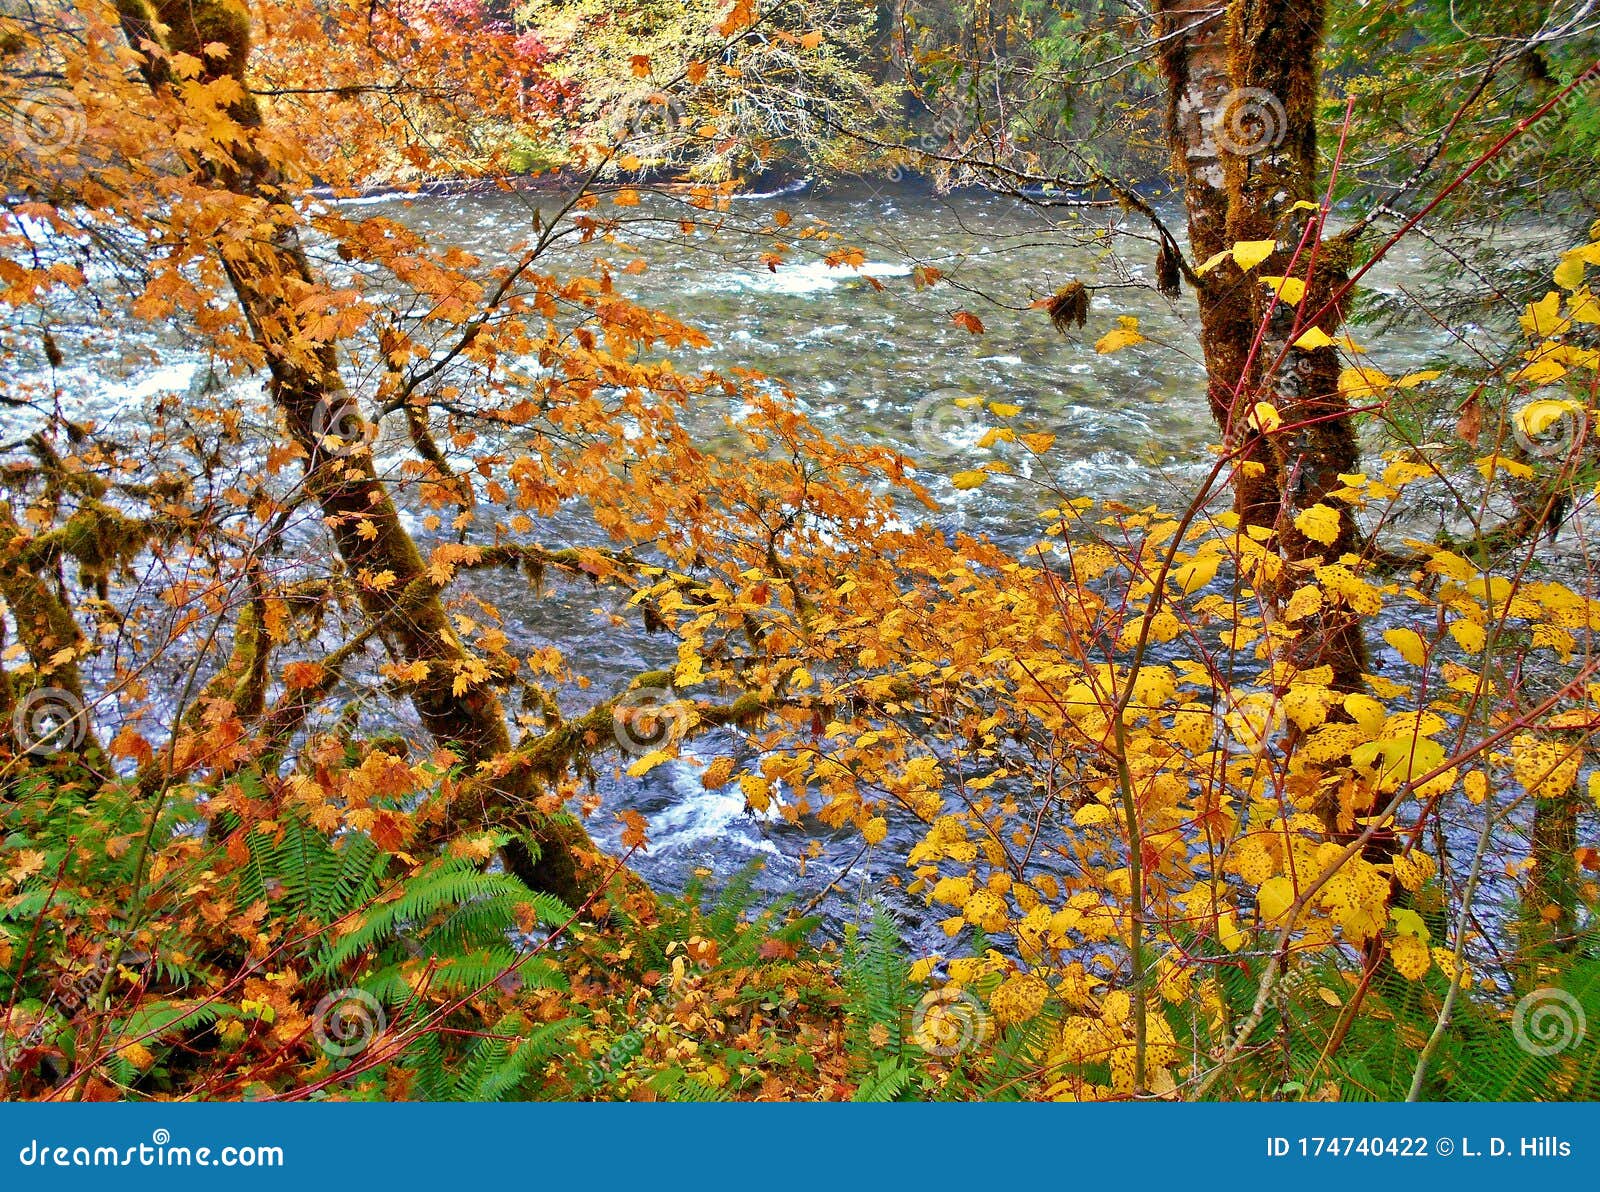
1154, 0, 1366, 690
109, 0, 598, 904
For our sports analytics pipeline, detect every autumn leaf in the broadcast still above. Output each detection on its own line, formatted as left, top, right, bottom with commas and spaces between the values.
1094, 315, 1144, 353
1293, 503, 1341, 546
952, 310, 985, 335
1260, 275, 1306, 304
617, 809, 650, 851
1383, 627, 1428, 668
1230, 239, 1276, 272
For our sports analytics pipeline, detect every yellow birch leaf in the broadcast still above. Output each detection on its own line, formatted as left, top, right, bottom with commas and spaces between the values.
1095, 316, 1145, 354
1217, 911, 1247, 953
1339, 365, 1392, 398
1261, 275, 1306, 304
1383, 627, 1428, 668
1555, 251, 1587, 291
1343, 693, 1387, 738
1293, 326, 1334, 350
1231, 240, 1276, 271
1172, 552, 1221, 595
1257, 876, 1295, 923
1294, 503, 1341, 546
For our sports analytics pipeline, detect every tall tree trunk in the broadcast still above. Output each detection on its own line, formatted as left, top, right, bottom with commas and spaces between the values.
1154, 0, 1366, 689
110, 0, 598, 903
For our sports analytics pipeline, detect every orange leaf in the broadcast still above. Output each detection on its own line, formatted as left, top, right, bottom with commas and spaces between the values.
618, 809, 650, 851
952, 310, 985, 335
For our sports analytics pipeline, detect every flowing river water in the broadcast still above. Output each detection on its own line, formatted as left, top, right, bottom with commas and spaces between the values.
8, 180, 1533, 944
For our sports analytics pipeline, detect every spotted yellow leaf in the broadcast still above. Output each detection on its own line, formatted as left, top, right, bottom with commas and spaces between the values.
1293, 503, 1340, 546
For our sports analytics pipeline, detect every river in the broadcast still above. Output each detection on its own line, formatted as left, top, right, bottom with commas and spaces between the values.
5, 180, 1522, 944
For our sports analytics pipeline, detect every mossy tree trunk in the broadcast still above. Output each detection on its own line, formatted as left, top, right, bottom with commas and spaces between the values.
109, 0, 597, 904
1154, 0, 1366, 689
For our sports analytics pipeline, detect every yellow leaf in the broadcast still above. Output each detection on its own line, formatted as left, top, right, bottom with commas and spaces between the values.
1343, 693, 1387, 738
739, 773, 771, 812
1383, 627, 1428, 668
1555, 250, 1587, 291
627, 748, 674, 778
1293, 503, 1341, 546
1095, 316, 1145, 354
1217, 911, 1247, 953
1257, 876, 1295, 923
1339, 365, 1392, 398
1293, 326, 1334, 350
1449, 619, 1485, 653
1261, 275, 1306, 304
988, 401, 1021, 416
951, 470, 987, 490
863, 816, 888, 846
1231, 240, 1276, 272
1521, 291, 1568, 337
1283, 584, 1322, 622
1514, 398, 1584, 439
1172, 552, 1221, 595
1397, 369, 1442, 388
1389, 933, 1432, 980
1195, 249, 1231, 275
1250, 402, 1281, 433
